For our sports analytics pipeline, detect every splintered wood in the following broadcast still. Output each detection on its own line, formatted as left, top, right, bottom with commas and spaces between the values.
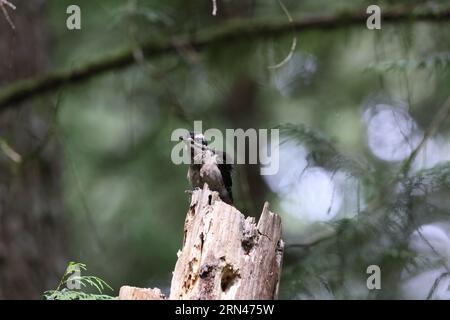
170, 185, 284, 300
119, 184, 284, 300
118, 286, 166, 300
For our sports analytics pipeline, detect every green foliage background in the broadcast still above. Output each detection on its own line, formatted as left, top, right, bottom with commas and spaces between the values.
20, 0, 450, 299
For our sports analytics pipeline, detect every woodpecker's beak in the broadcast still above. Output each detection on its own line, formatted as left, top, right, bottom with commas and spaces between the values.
180, 135, 194, 146
179, 134, 191, 142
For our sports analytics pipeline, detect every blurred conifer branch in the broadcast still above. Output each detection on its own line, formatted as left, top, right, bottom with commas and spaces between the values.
278, 123, 373, 180
366, 52, 450, 72
281, 119, 450, 262
400, 96, 450, 177
1, 5, 450, 110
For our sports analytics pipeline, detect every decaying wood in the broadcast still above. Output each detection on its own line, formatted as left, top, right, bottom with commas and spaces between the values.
119, 184, 284, 300
169, 184, 284, 300
119, 286, 166, 300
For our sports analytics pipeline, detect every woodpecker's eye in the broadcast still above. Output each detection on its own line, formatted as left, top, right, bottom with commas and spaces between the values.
191, 140, 194, 145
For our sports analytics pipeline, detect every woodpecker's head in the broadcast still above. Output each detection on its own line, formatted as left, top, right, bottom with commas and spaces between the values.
179, 132, 208, 145
179, 132, 208, 163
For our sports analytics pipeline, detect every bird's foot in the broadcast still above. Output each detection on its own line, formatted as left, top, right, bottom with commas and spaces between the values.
185, 187, 202, 195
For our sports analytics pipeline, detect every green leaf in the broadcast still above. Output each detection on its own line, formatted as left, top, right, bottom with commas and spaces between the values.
44, 262, 115, 300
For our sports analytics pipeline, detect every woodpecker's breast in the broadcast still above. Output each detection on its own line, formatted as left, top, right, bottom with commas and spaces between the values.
188, 165, 203, 188
187, 151, 233, 204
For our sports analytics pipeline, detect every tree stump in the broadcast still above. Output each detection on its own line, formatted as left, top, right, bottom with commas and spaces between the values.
119, 184, 284, 300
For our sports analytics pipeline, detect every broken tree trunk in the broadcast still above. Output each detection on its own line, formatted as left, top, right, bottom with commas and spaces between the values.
119, 184, 284, 300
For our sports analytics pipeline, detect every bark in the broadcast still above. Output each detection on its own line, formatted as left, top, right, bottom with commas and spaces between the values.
119, 286, 166, 300
0, 1, 68, 299
119, 184, 284, 300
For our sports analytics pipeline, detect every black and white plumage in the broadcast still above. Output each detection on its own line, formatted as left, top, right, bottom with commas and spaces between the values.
180, 132, 233, 204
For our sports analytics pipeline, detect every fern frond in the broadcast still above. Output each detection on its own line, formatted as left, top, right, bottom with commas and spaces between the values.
66, 262, 87, 274
44, 289, 116, 300
44, 262, 115, 300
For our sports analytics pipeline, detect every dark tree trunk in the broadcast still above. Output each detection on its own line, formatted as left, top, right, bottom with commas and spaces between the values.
0, 0, 68, 299
222, 76, 270, 217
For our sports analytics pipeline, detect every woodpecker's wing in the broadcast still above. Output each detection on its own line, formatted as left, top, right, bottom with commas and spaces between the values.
216, 151, 233, 203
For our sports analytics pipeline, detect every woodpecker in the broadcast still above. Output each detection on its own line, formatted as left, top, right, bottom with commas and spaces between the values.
180, 132, 233, 204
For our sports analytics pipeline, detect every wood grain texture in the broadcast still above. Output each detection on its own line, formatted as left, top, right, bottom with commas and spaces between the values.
119, 286, 166, 300
169, 184, 284, 300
